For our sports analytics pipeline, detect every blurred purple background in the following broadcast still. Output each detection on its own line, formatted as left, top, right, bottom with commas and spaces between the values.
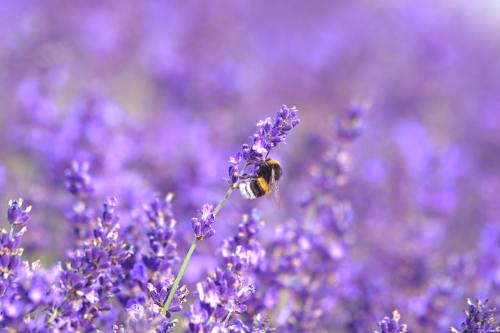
1, 1, 500, 331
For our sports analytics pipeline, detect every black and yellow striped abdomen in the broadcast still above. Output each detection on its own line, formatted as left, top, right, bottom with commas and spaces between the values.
239, 159, 282, 200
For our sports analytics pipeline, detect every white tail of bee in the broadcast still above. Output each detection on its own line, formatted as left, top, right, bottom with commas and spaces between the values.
239, 182, 257, 199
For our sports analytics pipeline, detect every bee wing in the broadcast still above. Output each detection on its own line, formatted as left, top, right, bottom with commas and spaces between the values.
269, 167, 281, 205
269, 167, 277, 191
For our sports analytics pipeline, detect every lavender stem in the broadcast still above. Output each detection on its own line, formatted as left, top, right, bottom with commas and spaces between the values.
161, 238, 198, 316
223, 310, 233, 325
161, 182, 238, 316
214, 183, 238, 216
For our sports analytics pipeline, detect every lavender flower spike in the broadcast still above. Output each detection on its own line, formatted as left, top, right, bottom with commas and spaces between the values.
451, 299, 500, 333
228, 105, 300, 182
1, 215, 27, 282
64, 160, 94, 198
192, 204, 216, 241
376, 310, 408, 333
7, 198, 32, 227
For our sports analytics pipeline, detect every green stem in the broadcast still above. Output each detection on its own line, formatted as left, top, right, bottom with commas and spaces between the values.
214, 184, 237, 217
161, 239, 198, 316
161, 180, 239, 316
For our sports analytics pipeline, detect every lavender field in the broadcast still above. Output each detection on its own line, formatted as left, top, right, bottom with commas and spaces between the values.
1, 1, 500, 332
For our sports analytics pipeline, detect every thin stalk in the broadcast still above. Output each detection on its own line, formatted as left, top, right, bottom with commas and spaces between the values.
161, 169, 244, 316
223, 310, 233, 325
161, 238, 198, 316
214, 183, 237, 217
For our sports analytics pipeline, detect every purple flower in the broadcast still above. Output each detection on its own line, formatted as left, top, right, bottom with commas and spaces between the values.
4, 3, 500, 332
7, 198, 31, 227
248, 107, 364, 331
188, 212, 265, 332
147, 281, 188, 314
219, 211, 265, 272
228, 105, 300, 182
336, 102, 367, 142
191, 267, 254, 328
411, 278, 461, 332
120, 296, 178, 332
1, 201, 52, 331
0, 230, 22, 283
187, 302, 209, 326
102, 196, 119, 224
64, 160, 95, 198
126, 301, 145, 322
142, 194, 178, 272
46, 197, 134, 331
376, 310, 408, 333
1, 204, 29, 284
65, 162, 97, 244
192, 204, 216, 240
451, 299, 500, 333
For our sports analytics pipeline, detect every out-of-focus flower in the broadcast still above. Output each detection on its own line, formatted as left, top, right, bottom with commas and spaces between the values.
376, 310, 408, 333
7, 198, 31, 227
450, 299, 500, 333
336, 102, 367, 142
249, 106, 364, 331
142, 194, 178, 273
65, 162, 96, 243
219, 211, 265, 272
64, 160, 95, 199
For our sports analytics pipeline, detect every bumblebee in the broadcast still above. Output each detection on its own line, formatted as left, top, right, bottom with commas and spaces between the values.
239, 159, 282, 199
